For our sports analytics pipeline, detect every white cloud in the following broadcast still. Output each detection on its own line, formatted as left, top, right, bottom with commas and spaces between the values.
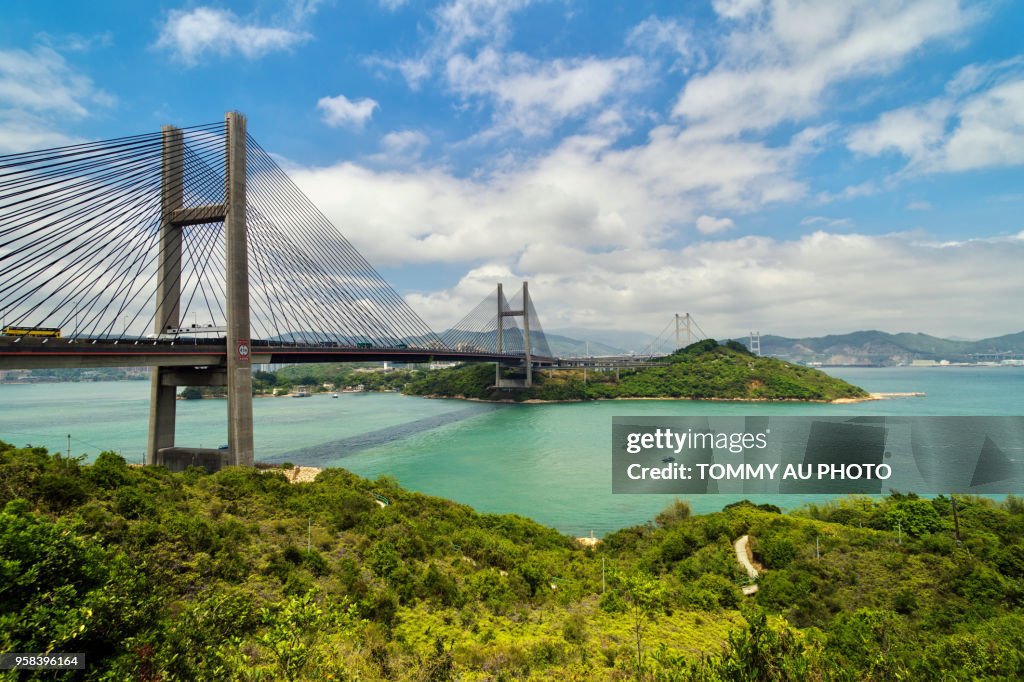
674, 1, 975, 136
907, 200, 932, 210
372, 1, 650, 137
287, 124, 809, 268
379, 0, 409, 9
943, 80, 1024, 170
155, 7, 310, 65
446, 49, 647, 136
849, 61, 1024, 173
404, 231, 1024, 339
35, 31, 114, 53
0, 46, 112, 117
0, 46, 111, 153
435, 0, 534, 53
371, 0, 541, 93
381, 130, 429, 154
0, 111, 81, 153
800, 216, 853, 228
626, 16, 702, 72
712, 0, 765, 21
847, 100, 952, 161
817, 180, 879, 203
317, 94, 379, 129
367, 130, 430, 163
696, 215, 735, 234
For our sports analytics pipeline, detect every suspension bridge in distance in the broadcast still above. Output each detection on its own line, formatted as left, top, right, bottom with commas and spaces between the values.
0, 112, 697, 470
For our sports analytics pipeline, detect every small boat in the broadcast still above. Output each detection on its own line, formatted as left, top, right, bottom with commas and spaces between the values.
661, 456, 676, 463
332, 393, 339, 399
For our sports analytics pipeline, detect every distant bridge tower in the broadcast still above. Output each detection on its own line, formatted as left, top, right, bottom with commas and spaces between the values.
675, 313, 692, 350
496, 281, 534, 388
749, 331, 761, 356
147, 112, 254, 468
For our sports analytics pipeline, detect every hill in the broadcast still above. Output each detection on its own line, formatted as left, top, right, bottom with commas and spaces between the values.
404, 339, 869, 402
2, 441, 1023, 679
738, 330, 1024, 366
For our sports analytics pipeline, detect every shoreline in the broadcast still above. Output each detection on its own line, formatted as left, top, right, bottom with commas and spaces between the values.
411, 391, 925, 405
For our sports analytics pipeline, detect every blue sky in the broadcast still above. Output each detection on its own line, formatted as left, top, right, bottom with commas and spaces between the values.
1, 0, 1023, 338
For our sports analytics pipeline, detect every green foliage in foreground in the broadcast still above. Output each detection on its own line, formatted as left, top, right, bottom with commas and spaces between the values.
2, 441, 1023, 680
403, 340, 868, 402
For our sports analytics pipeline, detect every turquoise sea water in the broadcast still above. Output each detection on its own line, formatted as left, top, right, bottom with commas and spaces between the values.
0, 366, 1021, 535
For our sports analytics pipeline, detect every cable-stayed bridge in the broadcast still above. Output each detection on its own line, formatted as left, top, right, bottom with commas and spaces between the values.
0, 112, 686, 469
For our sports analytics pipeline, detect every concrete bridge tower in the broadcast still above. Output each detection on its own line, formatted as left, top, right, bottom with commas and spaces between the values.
146, 112, 254, 468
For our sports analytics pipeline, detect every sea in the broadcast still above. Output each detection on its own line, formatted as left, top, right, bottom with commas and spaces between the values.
1, 366, 1021, 536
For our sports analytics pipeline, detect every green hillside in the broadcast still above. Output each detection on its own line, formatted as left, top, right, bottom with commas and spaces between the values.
404, 339, 869, 402
2, 442, 1023, 680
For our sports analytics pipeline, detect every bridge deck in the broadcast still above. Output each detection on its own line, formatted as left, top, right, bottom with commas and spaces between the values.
0, 337, 556, 370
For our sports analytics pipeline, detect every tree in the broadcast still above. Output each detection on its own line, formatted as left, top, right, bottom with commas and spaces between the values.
611, 570, 666, 678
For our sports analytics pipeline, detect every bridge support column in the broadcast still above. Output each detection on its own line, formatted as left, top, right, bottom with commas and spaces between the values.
224, 111, 254, 467
522, 281, 532, 387
146, 126, 184, 465
495, 283, 503, 387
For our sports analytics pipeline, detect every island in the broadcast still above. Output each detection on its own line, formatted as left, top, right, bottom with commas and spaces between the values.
404, 339, 870, 402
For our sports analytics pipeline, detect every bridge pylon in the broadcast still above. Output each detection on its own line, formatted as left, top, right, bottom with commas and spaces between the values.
146, 111, 254, 469
675, 313, 692, 350
495, 281, 533, 388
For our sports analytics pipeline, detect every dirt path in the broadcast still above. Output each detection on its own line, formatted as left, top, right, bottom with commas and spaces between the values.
734, 535, 760, 596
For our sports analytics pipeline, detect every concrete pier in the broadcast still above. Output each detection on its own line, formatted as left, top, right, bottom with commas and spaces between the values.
146, 126, 185, 465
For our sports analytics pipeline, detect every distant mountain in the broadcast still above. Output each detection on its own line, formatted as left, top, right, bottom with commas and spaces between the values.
429, 330, 624, 358
265, 326, 1024, 366
730, 330, 1024, 366
541, 333, 626, 357
545, 328, 655, 354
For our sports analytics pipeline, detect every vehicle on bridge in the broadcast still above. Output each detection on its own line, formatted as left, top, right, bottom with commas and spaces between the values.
2, 326, 62, 338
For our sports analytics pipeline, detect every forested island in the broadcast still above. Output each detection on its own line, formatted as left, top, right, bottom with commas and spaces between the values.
2, 441, 1022, 680
405, 339, 869, 403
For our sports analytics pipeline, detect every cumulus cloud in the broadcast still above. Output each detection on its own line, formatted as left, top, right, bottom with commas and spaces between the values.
674, 0, 975, 136
370, 0, 649, 137
849, 59, 1024, 173
155, 7, 310, 65
317, 94, 379, 129
277, 0, 1020, 340
446, 49, 647, 137
402, 231, 1024, 339
695, 215, 735, 234
381, 130, 429, 154
287, 123, 812, 268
